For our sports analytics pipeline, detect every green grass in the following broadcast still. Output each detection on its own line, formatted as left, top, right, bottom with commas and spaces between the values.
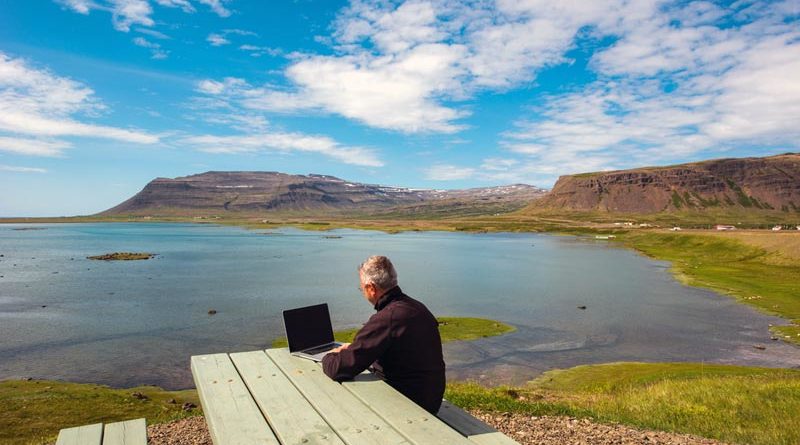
86, 252, 156, 261
271, 316, 515, 348
0, 380, 201, 445
447, 362, 800, 445
621, 232, 800, 345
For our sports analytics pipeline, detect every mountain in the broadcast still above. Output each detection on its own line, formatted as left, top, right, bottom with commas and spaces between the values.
527, 153, 800, 214
101, 171, 547, 217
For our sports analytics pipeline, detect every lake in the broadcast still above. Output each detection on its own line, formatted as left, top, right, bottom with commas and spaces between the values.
1, 223, 798, 389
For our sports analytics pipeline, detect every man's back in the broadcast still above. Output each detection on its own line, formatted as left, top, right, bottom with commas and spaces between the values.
322, 287, 446, 414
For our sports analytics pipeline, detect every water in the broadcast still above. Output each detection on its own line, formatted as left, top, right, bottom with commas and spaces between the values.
1, 223, 797, 389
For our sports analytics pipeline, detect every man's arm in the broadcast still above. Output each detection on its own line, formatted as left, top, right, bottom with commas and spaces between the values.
322, 312, 392, 381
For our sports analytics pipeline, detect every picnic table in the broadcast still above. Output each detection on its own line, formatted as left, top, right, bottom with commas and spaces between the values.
191, 348, 519, 445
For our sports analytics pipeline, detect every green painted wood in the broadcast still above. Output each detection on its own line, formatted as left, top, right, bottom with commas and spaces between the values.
191, 353, 280, 445
103, 418, 147, 445
342, 373, 474, 445
56, 423, 103, 445
436, 401, 520, 445
230, 350, 345, 445
266, 348, 410, 445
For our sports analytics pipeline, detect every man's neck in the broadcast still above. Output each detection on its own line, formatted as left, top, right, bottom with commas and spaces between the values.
373, 286, 401, 310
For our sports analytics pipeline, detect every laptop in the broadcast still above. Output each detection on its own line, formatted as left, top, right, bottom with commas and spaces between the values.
282, 303, 343, 362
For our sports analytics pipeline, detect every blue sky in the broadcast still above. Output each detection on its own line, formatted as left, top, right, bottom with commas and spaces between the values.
1, 0, 799, 216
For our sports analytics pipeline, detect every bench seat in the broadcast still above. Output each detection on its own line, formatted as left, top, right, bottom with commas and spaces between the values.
56, 418, 146, 445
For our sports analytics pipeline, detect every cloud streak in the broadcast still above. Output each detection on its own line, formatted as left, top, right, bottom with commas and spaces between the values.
0, 52, 158, 156
0, 164, 48, 173
182, 132, 384, 167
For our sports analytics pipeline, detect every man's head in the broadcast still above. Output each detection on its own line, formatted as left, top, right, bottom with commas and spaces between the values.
358, 255, 398, 305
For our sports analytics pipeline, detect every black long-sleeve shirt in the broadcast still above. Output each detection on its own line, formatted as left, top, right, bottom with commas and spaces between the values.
322, 286, 446, 414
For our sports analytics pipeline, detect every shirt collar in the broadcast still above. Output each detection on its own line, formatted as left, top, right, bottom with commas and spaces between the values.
373, 286, 402, 311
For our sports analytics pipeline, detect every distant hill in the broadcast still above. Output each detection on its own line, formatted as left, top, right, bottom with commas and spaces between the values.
526, 153, 800, 214
101, 171, 547, 217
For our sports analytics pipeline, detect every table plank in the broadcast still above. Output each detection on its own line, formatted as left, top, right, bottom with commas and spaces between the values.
437, 401, 520, 445
191, 353, 280, 445
230, 350, 345, 445
342, 373, 475, 445
266, 349, 410, 445
56, 423, 103, 445
103, 418, 146, 445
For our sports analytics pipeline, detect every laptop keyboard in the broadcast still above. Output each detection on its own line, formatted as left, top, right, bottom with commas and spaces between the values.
304, 344, 335, 355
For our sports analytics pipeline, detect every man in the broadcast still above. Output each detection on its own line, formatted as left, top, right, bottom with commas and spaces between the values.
322, 255, 446, 414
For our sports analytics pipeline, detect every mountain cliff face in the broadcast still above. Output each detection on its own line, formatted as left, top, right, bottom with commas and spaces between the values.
102, 171, 546, 216
530, 153, 800, 214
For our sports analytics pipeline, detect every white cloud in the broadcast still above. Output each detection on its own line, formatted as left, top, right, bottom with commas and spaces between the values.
195, 77, 247, 95
222, 28, 256, 37
197, 0, 231, 17
206, 33, 230, 46
61, 0, 93, 14
154, 0, 194, 13
182, 132, 383, 167
185, 77, 383, 167
0, 137, 70, 157
132, 36, 169, 58
238, 44, 281, 57
132, 36, 157, 48
56, 0, 232, 34
499, 1, 800, 182
206, 29, 258, 47
222, 1, 663, 134
0, 164, 48, 173
0, 52, 159, 157
424, 164, 476, 180
135, 27, 170, 39
481, 158, 518, 171
110, 0, 154, 31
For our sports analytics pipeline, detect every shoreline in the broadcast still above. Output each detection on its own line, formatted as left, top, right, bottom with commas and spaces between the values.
4, 218, 798, 346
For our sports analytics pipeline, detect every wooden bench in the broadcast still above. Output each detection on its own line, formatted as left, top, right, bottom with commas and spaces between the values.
191, 348, 520, 445
56, 418, 146, 445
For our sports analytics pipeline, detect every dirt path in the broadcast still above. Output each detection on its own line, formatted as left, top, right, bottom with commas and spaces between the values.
147, 412, 728, 445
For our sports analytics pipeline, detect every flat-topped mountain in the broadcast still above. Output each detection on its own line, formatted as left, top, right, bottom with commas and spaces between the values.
102, 171, 546, 216
528, 153, 800, 214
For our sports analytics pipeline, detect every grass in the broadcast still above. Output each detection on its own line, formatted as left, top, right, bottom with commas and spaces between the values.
621, 232, 800, 345
86, 252, 156, 261
446, 362, 800, 445
7, 361, 799, 445
271, 316, 516, 347
0, 380, 200, 445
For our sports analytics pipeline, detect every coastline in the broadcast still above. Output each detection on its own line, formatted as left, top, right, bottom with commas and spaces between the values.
2, 221, 799, 444
4, 216, 798, 345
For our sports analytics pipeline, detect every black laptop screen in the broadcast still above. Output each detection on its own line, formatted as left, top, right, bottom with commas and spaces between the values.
282, 303, 335, 352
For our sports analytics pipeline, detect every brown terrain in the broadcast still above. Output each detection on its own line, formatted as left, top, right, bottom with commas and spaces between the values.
529, 153, 800, 214
101, 171, 546, 217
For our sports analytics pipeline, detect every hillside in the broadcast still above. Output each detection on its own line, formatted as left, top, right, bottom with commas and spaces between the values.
101, 171, 546, 217
528, 153, 800, 214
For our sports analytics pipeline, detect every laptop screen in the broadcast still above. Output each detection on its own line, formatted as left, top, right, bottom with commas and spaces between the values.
282, 303, 335, 352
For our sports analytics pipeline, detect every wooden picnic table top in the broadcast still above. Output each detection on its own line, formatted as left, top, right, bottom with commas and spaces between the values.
191, 348, 519, 445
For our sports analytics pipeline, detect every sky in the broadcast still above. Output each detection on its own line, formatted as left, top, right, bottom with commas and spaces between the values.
0, 0, 799, 216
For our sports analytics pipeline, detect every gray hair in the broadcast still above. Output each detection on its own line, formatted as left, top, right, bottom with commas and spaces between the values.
359, 255, 398, 290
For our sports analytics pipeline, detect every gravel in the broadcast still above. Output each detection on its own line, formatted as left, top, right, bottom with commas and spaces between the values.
147, 417, 211, 445
471, 411, 729, 445
146, 412, 728, 445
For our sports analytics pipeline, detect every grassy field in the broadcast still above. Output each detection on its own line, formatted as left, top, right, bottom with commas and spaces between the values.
621, 231, 800, 345
271, 316, 516, 347
0, 380, 200, 445
446, 362, 800, 445
6, 361, 799, 445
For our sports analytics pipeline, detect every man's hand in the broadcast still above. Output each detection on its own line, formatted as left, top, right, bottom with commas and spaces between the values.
329, 343, 351, 354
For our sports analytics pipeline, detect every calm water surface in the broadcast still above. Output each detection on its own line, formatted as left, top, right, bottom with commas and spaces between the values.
1, 223, 798, 389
